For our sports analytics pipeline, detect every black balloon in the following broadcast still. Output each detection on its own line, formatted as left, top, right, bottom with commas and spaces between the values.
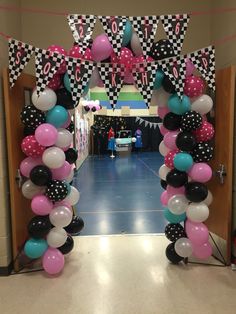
84, 105, 90, 112
160, 179, 167, 190
45, 180, 68, 202
185, 182, 208, 202
92, 107, 97, 112
65, 148, 78, 164
163, 112, 181, 131
20, 105, 46, 129
30, 165, 52, 186
162, 76, 176, 94
58, 235, 74, 254
28, 216, 51, 239
176, 132, 197, 152
56, 88, 74, 110
165, 223, 186, 242
23, 126, 36, 136
181, 110, 202, 131
166, 242, 184, 264
67, 122, 75, 134
166, 169, 188, 188
191, 142, 214, 162
64, 216, 84, 235
149, 39, 175, 60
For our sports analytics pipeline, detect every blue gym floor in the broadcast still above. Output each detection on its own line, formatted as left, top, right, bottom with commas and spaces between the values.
74, 152, 165, 235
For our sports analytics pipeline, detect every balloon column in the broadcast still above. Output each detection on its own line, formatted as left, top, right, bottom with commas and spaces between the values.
159, 73, 214, 264
20, 45, 85, 275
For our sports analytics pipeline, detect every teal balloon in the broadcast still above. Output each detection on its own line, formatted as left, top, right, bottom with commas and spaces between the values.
122, 20, 133, 46
154, 70, 164, 89
168, 94, 191, 115
164, 207, 186, 223
24, 238, 48, 259
174, 152, 193, 171
83, 83, 89, 95
46, 105, 68, 128
64, 181, 72, 194
63, 73, 71, 93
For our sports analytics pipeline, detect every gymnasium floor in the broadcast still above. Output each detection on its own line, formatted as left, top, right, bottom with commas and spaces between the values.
74, 152, 165, 235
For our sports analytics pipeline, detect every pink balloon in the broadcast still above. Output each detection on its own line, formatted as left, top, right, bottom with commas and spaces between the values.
20, 156, 43, 177
192, 242, 212, 260
54, 200, 71, 209
47, 45, 67, 74
158, 107, 170, 119
31, 195, 53, 215
124, 70, 134, 84
188, 163, 212, 183
133, 55, 154, 63
61, 113, 71, 128
159, 124, 169, 136
186, 58, 195, 77
167, 185, 185, 198
68, 45, 92, 61
51, 161, 72, 180
160, 191, 169, 206
193, 121, 215, 143
184, 75, 205, 97
163, 131, 178, 150
91, 34, 113, 62
35, 123, 58, 147
164, 150, 179, 169
185, 220, 209, 245
21, 135, 45, 157
47, 73, 62, 90
42, 248, 65, 275
111, 47, 134, 69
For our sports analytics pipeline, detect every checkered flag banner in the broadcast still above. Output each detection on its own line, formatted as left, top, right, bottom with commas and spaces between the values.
189, 46, 215, 91
66, 57, 95, 107
97, 63, 125, 109
161, 14, 190, 55
99, 16, 127, 55
159, 55, 187, 99
35, 48, 64, 96
129, 16, 159, 57
67, 14, 97, 54
8, 38, 35, 88
132, 61, 158, 108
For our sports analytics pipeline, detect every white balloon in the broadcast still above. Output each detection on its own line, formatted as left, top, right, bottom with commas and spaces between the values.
42, 147, 65, 169
158, 164, 170, 180
175, 237, 193, 258
168, 194, 189, 215
65, 168, 74, 183
65, 186, 80, 206
32, 88, 57, 111
89, 67, 101, 88
191, 94, 213, 115
204, 190, 213, 206
47, 227, 67, 248
186, 203, 209, 223
130, 32, 143, 56
132, 137, 137, 143
151, 88, 171, 107
49, 206, 73, 228
55, 128, 73, 148
22, 180, 45, 199
159, 141, 170, 156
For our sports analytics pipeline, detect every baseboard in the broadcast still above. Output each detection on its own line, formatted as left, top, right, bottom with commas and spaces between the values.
0, 261, 13, 276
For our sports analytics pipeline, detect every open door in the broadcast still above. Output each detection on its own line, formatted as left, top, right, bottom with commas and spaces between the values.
3, 69, 36, 271
207, 66, 235, 265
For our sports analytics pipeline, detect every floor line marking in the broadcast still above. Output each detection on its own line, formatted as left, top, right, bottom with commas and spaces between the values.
137, 157, 160, 178
79, 209, 164, 214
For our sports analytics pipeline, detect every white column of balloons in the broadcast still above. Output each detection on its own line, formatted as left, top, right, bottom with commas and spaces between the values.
158, 60, 214, 264
20, 45, 84, 275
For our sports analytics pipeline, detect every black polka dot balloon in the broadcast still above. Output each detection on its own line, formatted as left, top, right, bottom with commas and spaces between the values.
45, 180, 68, 202
20, 105, 46, 129
191, 142, 214, 162
149, 39, 175, 60
181, 110, 203, 132
165, 223, 186, 242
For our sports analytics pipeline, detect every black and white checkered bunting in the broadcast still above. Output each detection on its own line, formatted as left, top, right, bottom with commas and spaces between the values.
67, 14, 97, 54
159, 55, 187, 99
99, 16, 127, 55
132, 62, 158, 108
97, 63, 125, 109
161, 14, 190, 55
8, 38, 35, 88
66, 57, 95, 107
129, 16, 159, 57
35, 48, 64, 96
189, 46, 215, 91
